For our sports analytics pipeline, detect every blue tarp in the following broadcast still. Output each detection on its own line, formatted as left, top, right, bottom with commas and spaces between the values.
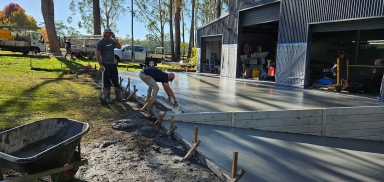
318, 78, 336, 85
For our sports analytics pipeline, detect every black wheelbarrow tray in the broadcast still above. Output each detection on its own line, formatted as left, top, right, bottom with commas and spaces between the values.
0, 118, 89, 181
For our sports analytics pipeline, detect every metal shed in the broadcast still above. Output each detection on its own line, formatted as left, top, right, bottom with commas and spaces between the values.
197, 0, 384, 97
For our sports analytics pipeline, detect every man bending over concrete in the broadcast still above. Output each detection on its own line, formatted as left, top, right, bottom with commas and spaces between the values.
139, 67, 178, 106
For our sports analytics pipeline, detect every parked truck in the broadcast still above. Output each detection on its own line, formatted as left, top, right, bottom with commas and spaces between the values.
0, 26, 46, 55
64, 35, 102, 59
114, 46, 166, 67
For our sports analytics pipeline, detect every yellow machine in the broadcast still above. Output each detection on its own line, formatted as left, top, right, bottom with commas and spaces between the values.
328, 52, 349, 92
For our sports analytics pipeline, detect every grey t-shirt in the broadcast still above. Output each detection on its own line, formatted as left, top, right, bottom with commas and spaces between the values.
97, 38, 116, 64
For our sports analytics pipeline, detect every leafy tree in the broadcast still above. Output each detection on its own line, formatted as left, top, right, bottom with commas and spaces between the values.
6, 9, 37, 27
41, 0, 61, 55
118, 37, 123, 45
198, 0, 228, 25
0, 3, 37, 27
135, 0, 169, 49
180, 42, 188, 56
69, 0, 129, 34
0, 3, 21, 24
190, 46, 197, 66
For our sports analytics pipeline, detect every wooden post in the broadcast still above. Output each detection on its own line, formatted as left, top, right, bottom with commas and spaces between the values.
140, 102, 150, 111
231, 151, 238, 180
166, 116, 177, 135
194, 126, 198, 156
182, 140, 201, 161
125, 78, 130, 94
126, 85, 138, 101
154, 112, 167, 125
119, 77, 123, 86
170, 116, 174, 129
126, 65, 129, 71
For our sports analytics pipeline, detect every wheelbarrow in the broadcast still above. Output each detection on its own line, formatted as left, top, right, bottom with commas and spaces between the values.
0, 118, 90, 182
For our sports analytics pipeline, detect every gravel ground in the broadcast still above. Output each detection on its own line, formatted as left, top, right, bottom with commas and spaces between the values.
1, 101, 222, 182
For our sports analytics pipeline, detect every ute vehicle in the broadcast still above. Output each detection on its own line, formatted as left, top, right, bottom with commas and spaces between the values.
0, 26, 46, 54
114, 46, 165, 67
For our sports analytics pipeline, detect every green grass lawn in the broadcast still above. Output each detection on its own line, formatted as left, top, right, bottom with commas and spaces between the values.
0, 52, 172, 131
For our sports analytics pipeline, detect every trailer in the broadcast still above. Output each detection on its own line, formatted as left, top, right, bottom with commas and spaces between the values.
65, 35, 102, 59
0, 26, 46, 55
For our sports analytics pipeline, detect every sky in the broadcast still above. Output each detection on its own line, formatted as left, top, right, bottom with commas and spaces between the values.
0, 0, 148, 40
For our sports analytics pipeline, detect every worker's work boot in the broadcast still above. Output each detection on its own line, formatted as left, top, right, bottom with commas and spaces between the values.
105, 87, 114, 104
115, 87, 126, 102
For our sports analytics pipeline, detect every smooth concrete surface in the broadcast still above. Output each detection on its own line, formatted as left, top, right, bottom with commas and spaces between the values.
121, 71, 384, 181
119, 71, 384, 113
164, 121, 384, 182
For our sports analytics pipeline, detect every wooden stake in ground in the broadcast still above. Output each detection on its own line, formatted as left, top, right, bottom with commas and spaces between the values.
119, 77, 123, 87
140, 102, 150, 111
166, 116, 177, 135
154, 112, 167, 125
231, 151, 245, 182
182, 140, 201, 161
125, 78, 130, 95
126, 85, 138, 101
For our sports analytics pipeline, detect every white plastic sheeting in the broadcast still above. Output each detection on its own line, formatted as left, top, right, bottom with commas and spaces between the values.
220, 44, 237, 78
276, 43, 308, 88
196, 48, 201, 73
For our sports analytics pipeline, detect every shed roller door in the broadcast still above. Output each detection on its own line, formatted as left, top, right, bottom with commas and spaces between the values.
312, 18, 384, 32
241, 2, 280, 27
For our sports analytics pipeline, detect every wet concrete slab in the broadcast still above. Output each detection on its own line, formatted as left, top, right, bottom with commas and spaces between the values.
163, 121, 384, 182
119, 71, 383, 113
120, 71, 384, 181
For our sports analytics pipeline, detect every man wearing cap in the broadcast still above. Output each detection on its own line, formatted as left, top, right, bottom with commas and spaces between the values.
64, 39, 74, 60
139, 67, 178, 106
96, 28, 125, 104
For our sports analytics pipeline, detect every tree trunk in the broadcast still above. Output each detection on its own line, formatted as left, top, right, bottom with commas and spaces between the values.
169, 0, 175, 62
159, 0, 164, 50
182, 10, 185, 58
93, 0, 101, 35
174, 0, 181, 62
215, 0, 221, 19
187, 0, 195, 58
41, 0, 61, 56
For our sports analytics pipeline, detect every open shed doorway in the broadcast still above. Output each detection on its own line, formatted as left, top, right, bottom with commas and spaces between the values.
240, 21, 279, 81
309, 28, 384, 97
201, 36, 222, 74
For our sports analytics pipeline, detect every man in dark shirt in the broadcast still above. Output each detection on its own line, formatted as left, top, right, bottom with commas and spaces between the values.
139, 67, 178, 105
96, 28, 124, 104
64, 39, 74, 59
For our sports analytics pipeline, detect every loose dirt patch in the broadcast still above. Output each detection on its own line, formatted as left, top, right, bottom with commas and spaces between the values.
75, 101, 222, 182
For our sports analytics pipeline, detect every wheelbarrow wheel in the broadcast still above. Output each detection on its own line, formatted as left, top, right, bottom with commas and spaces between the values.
51, 151, 81, 182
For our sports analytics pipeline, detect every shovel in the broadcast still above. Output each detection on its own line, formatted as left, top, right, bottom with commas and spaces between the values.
99, 70, 108, 105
